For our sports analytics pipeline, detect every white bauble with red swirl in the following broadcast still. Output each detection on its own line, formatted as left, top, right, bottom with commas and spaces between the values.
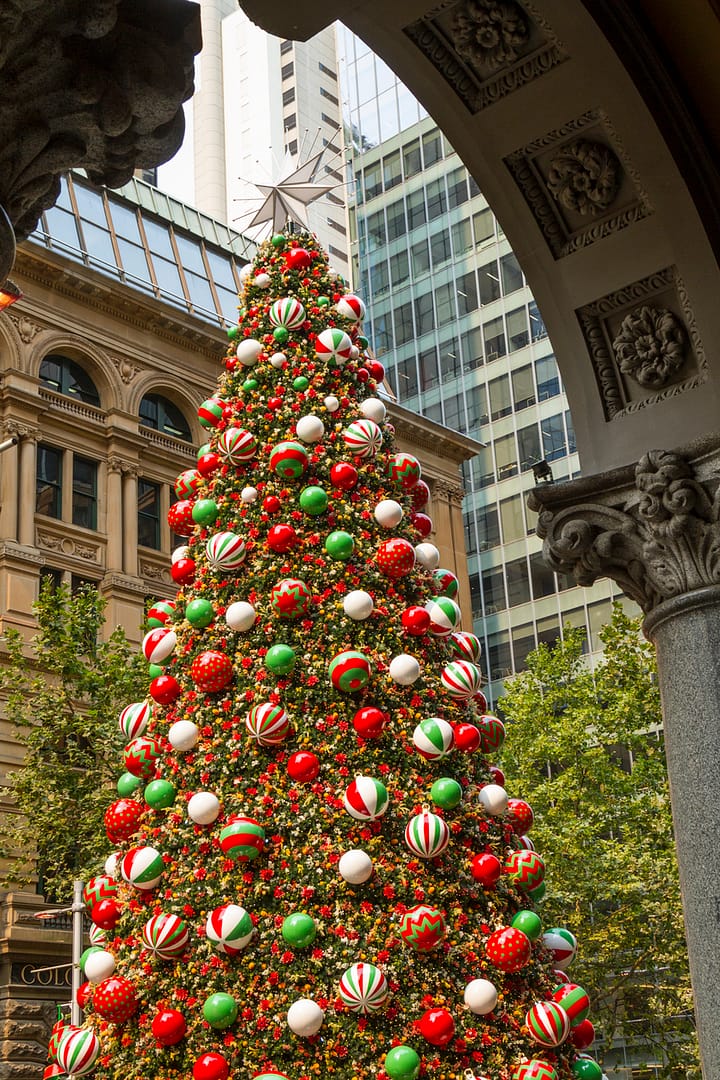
405, 809, 450, 859
441, 660, 483, 700
342, 418, 383, 458
343, 776, 389, 821
142, 627, 176, 666
338, 962, 388, 1013
218, 427, 257, 464
269, 297, 306, 329
205, 531, 247, 570
335, 294, 366, 322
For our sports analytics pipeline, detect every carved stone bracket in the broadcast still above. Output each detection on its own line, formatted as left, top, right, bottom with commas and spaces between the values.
529, 440, 720, 615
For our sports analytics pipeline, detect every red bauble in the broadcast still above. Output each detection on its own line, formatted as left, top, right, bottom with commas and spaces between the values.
90, 899, 122, 930
170, 557, 196, 585
353, 706, 387, 739
285, 247, 312, 270
474, 690, 489, 713
418, 1007, 455, 1047
489, 765, 506, 786
92, 975, 138, 1023
330, 462, 359, 490
471, 852, 503, 886
507, 798, 534, 836
287, 751, 320, 782
149, 674, 182, 705
263, 495, 281, 514
104, 798, 144, 843
401, 606, 431, 635
453, 722, 481, 752
44, 1066, 64, 1079
411, 512, 433, 537
267, 523, 298, 553
356, 367, 369, 383
167, 500, 194, 536
485, 926, 532, 972
411, 479, 431, 510
569, 1020, 595, 1050
197, 452, 220, 478
267, 396, 282, 411
193, 1052, 229, 1080
377, 537, 415, 579
366, 359, 385, 382
191, 650, 233, 693
77, 980, 92, 1008
152, 1007, 188, 1046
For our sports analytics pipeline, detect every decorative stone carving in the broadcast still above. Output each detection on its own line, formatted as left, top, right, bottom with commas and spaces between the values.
3, 420, 36, 441
529, 445, 720, 614
546, 138, 620, 216
8, 313, 42, 344
453, 0, 529, 71
36, 530, 101, 562
613, 305, 687, 389
0, 0, 201, 280
108, 455, 139, 476
109, 355, 140, 384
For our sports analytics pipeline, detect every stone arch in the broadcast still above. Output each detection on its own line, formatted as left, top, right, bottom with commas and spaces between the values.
28, 334, 120, 412
130, 375, 201, 446
0, 314, 23, 375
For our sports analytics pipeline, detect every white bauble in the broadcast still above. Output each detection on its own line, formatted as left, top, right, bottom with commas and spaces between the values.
254, 272, 271, 288
374, 499, 403, 528
241, 486, 258, 503
270, 352, 287, 368
389, 654, 421, 685
225, 601, 256, 632
235, 338, 263, 366
324, 395, 340, 412
343, 590, 374, 621
287, 998, 324, 1037
338, 849, 373, 884
415, 543, 440, 570
168, 720, 199, 752
84, 950, 116, 983
296, 415, 325, 444
239, 263, 252, 282
360, 397, 386, 423
478, 783, 509, 816
349, 345, 360, 360
171, 545, 189, 564
104, 852, 118, 878
464, 978, 498, 1014
187, 791, 221, 825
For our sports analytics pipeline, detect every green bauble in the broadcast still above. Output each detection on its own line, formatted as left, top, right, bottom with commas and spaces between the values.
299, 486, 328, 516
511, 909, 543, 941
293, 376, 309, 391
273, 326, 289, 343
148, 663, 164, 679
430, 777, 463, 810
528, 881, 546, 903
281, 912, 317, 948
571, 1059, 603, 1080
385, 1046, 421, 1080
144, 779, 177, 809
243, 378, 258, 391
266, 643, 296, 675
117, 771, 142, 796
271, 234, 285, 248
317, 296, 330, 307
185, 598, 215, 628
192, 498, 219, 526
358, 335, 369, 349
325, 530, 355, 560
226, 325, 240, 340
202, 992, 238, 1030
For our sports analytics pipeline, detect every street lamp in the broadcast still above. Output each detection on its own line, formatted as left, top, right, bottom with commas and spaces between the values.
0, 279, 22, 312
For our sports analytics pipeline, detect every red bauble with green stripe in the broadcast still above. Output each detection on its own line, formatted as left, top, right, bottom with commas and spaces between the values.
146, 599, 176, 628
505, 849, 546, 892
104, 798, 144, 843
413, 716, 454, 760
405, 809, 450, 859
142, 913, 190, 959
124, 735, 163, 778
83, 874, 118, 908
174, 468, 201, 499
399, 904, 446, 951
377, 537, 415, 579
218, 426, 257, 464
198, 397, 226, 429
485, 926, 532, 972
270, 297, 306, 329
246, 702, 291, 745
92, 975, 139, 1023
339, 962, 389, 1013
386, 451, 421, 490
343, 775, 389, 820
448, 630, 483, 663
433, 568, 459, 597
269, 440, 308, 479
477, 714, 506, 752
329, 650, 371, 692
513, 1061, 558, 1080
525, 1000, 571, 1048
552, 983, 590, 1026
205, 530, 247, 570
271, 577, 312, 619
57, 1028, 100, 1076
219, 815, 265, 861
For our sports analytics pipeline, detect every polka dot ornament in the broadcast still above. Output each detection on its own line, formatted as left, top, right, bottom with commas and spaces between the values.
190, 650, 233, 693
485, 925, 532, 972
92, 975, 138, 1023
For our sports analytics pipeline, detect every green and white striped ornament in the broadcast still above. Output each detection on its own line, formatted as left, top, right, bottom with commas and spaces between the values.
425, 596, 462, 637
269, 297, 306, 329
120, 845, 164, 890
412, 717, 454, 760
338, 962, 389, 1013
343, 776, 389, 820
246, 702, 291, 745
525, 1000, 571, 1048
441, 660, 483, 700
142, 913, 189, 959
205, 531, 247, 570
57, 1028, 100, 1076
404, 808, 450, 859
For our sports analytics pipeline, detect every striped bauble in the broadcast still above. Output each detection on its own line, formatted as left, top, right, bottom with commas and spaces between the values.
120, 845, 164, 890
543, 927, 578, 969
205, 531, 247, 570
219, 815, 265, 861
56, 1028, 100, 1076
425, 597, 462, 637
198, 397, 225, 429
551, 983, 590, 1026
118, 700, 153, 740
142, 627, 177, 666
328, 650, 371, 693
412, 717, 454, 760
315, 327, 353, 365
335, 294, 366, 323
146, 599, 176, 628
142, 913, 189, 959
269, 297, 306, 329
433, 568, 459, 598
269, 440, 309, 479
343, 776, 389, 821
505, 850, 546, 892
246, 703, 291, 745
206, 903, 254, 955
525, 1000, 571, 1048
218, 427, 257, 464
448, 631, 483, 662
440, 660, 483, 700
404, 809, 450, 859
342, 418, 382, 458
338, 962, 388, 1013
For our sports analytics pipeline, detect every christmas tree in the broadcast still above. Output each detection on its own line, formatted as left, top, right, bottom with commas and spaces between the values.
48, 230, 605, 1080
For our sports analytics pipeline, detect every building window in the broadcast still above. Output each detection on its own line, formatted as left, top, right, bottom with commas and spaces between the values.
500, 252, 524, 295
488, 374, 512, 420
529, 300, 548, 340
319, 86, 339, 106
461, 327, 484, 368
500, 495, 525, 543
406, 189, 426, 230
457, 270, 478, 314
426, 178, 447, 221
39, 355, 101, 407
364, 162, 382, 200
542, 414, 567, 461
506, 556, 532, 605
280, 39, 293, 54
494, 433, 518, 481
565, 410, 577, 453
419, 347, 439, 390
36, 446, 63, 518
282, 87, 295, 106
486, 630, 513, 681
286, 139, 298, 156
530, 552, 557, 600
389, 250, 409, 287
536, 354, 560, 400
139, 394, 192, 442
482, 567, 506, 613
411, 239, 430, 276
138, 479, 161, 550
72, 456, 98, 529
383, 151, 402, 190
473, 208, 495, 246
281, 61, 294, 80
385, 200, 406, 241
436, 282, 456, 326
422, 128, 442, 167
466, 383, 488, 428
369, 256, 389, 295
447, 167, 468, 208
518, 422, 542, 470
476, 504, 500, 548
430, 228, 451, 265
483, 315, 507, 361
393, 302, 414, 346
283, 114, 296, 132
478, 261, 501, 305
507, 306, 530, 352
318, 61, 337, 80
396, 355, 419, 398
403, 139, 421, 177
452, 218, 473, 256
511, 364, 535, 411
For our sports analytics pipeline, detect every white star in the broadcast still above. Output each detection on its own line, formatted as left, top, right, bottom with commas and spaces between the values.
239, 150, 336, 233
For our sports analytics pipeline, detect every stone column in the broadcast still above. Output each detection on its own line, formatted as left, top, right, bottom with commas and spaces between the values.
0, 423, 21, 543
106, 458, 124, 573
17, 430, 37, 548
121, 466, 139, 577
528, 437, 720, 1079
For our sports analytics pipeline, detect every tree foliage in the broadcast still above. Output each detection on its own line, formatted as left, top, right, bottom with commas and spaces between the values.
0, 581, 147, 902
499, 604, 700, 1076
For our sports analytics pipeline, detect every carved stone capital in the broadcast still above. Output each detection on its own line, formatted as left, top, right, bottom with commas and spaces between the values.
4, 419, 37, 441
529, 439, 720, 615
433, 480, 466, 507
107, 455, 138, 476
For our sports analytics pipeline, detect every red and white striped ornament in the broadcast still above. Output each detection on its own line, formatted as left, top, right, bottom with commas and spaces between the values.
343, 776, 389, 821
205, 903, 254, 955
342, 418, 382, 458
270, 297, 306, 329
525, 1000, 571, 1048
218, 427, 257, 464
405, 808, 450, 859
441, 660, 483, 700
448, 631, 483, 663
142, 913, 189, 959
56, 1028, 100, 1076
412, 717, 454, 760
338, 962, 388, 1013
205, 531, 247, 570
120, 845, 164, 890
315, 327, 353, 365
118, 700, 153, 740
142, 627, 177, 665
335, 294, 366, 322
246, 703, 291, 745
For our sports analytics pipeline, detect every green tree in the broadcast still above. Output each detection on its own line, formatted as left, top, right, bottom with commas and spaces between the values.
0, 580, 147, 902
500, 604, 700, 1076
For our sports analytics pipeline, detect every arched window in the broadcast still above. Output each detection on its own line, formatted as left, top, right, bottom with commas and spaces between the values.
39, 354, 101, 407
140, 394, 192, 442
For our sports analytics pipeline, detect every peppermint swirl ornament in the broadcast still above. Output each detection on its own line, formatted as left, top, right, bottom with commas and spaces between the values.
205, 531, 247, 570
269, 297, 306, 329
57, 1028, 100, 1076
448, 631, 483, 662
338, 962, 388, 1013
246, 702, 291, 745
342, 418, 383, 458
441, 660, 483, 700
335, 294, 366, 322
142, 913, 189, 959
218, 427, 257, 464
405, 808, 450, 858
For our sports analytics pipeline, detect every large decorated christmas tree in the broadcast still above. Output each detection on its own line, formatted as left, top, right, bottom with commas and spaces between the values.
48, 229, 605, 1080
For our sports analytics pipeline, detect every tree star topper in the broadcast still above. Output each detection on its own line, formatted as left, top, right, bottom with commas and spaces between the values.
245, 150, 335, 233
